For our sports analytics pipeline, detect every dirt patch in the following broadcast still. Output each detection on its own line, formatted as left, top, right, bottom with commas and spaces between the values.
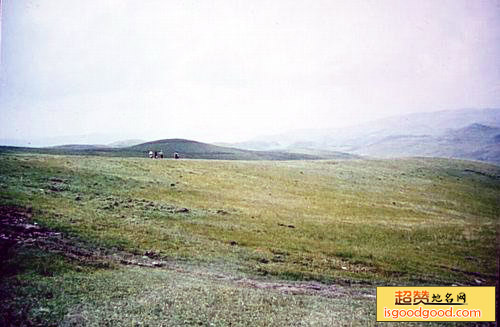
277, 223, 295, 228
96, 196, 192, 215
463, 169, 499, 180
0, 205, 169, 270
0, 206, 58, 262
233, 278, 374, 299
160, 265, 376, 300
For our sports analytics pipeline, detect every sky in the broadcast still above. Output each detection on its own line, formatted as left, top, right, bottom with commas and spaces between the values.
0, 0, 499, 146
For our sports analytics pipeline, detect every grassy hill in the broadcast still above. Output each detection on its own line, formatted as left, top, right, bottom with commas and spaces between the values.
0, 153, 497, 325
130, 138, 359, 160
49, 144, 109, 150
0, 138, 358, 161
130, 138, 293, 159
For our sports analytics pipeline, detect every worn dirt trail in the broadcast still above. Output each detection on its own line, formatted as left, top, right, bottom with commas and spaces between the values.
0, 205, 375, 300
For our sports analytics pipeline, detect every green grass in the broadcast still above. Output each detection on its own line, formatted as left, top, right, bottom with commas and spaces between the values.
0, 139, 340, 160
0, 153, 498, 325
2, 248, 374, 326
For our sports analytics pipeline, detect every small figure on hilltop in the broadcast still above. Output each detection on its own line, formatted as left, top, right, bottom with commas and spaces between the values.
174, 152, 179, 159
159, 150, 164, 159
154, 151, 158, 159
148, 151, 153, 159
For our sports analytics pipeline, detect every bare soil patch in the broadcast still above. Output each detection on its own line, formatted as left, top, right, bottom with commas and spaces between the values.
0, 205, 374, 300
0, 205, 167, 270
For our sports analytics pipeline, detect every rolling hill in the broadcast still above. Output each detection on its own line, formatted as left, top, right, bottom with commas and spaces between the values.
0, 138, 358, 161
233, 108, 500, 164
349, 123, 500, 163
128, 139, 357, 160
49, 144, 109, 150
3, 108, 497, 163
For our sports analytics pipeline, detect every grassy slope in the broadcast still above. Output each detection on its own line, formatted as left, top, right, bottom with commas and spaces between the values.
0, 138, 350, 160
130, 138, 330, 160
0, 153, 498, 325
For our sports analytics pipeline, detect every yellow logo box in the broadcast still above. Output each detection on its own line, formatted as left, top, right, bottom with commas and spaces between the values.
376, 286, 496, 322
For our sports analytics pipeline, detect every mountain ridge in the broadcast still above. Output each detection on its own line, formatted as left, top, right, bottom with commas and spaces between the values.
226, 108, 500, 164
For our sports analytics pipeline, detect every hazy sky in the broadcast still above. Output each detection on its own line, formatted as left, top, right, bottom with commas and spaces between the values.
0, 0, 499, 145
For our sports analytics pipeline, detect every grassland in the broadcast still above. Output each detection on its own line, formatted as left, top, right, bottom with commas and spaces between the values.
0, 137, 355, 160
0, 153, 498, 326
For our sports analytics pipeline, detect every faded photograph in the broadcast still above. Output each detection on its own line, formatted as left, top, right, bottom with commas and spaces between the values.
0, 1, 498, 325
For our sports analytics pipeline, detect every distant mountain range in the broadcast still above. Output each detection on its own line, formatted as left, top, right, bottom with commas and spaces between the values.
224, 108, 500, 164
1, 108, 498, 163
352, 123, 500, 162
